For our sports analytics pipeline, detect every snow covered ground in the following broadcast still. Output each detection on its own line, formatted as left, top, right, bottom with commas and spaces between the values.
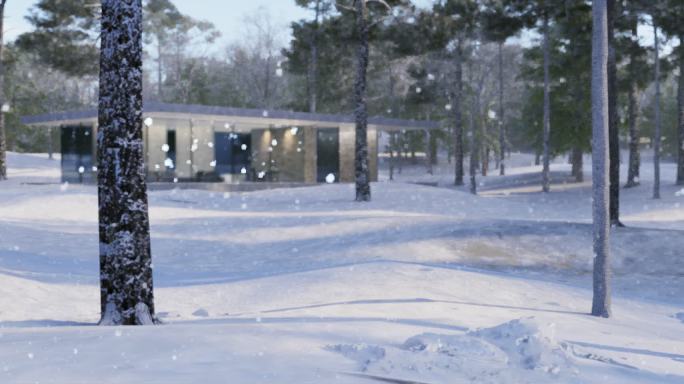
0, 152, 683, 383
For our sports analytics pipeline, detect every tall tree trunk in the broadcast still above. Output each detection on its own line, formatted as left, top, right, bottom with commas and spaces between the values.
264, 55, 272, 109
425, 129, 433, 175
571, 145, 583, 182
607, 0, 622, 226
389, 132, 395, 181
498, 42, 506, 176
542, 14, 552, 193
625, 21, 640, 188
468, 63, 478, 195
482, 147, 489, 176
308, 0, 321, 113
653, 23, 662, 200
677, 37, 684, 185
591, 0, 612, 318
469, 117, 477, 195
157, 40, 164, 101
98, 0, 156, 326
453, 38, 465, 186
354, 0, 371, 202
48, 127, 54, 160
0, 1, 7, 181
430, 130, 437, 165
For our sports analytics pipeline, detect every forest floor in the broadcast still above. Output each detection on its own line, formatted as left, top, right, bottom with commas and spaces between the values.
0, 152, 683, 383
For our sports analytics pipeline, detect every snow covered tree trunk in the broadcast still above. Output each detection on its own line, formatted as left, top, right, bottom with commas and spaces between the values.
453, 38, 464, 186
0, 1, 7, 181
653, 23, 662, 200
591, 0, 612, 318
498, 42, 506, 176
607, 0, 622, 227
354, 0, 371, 202
97, 0, 157, 326
677, 39, 684, 185
625, 22, 640, 188
541, 14, 552, 193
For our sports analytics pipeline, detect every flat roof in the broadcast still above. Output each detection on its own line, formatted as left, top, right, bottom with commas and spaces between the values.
21, 102, 440, 131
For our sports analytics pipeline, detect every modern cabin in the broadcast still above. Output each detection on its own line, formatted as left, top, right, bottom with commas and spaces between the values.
22, 102, 438, 184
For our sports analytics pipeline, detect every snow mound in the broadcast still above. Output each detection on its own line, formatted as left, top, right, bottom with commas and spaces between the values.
330, 318, 578, 383
470, 317, 574, 374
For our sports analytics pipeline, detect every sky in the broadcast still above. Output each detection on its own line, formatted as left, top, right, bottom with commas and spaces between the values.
4, 0, 312, 43
5, 0, 435, 44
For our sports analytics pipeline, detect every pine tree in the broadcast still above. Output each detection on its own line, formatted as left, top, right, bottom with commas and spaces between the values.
467, 54, 482, 195
295, 1, 333, 113
432, 0, 480, 186
591, 0, 611, 318
98, 0, 156, 325
144, 0, 185, 101
622, 0, 649, 188
657, 1, 684, 185
16, 0, 100, 77
337, 0, 403, 202
506, 0, 566, 192
482, 0, 524, 176
0, 0, 7, 181
540, 7, 553, 193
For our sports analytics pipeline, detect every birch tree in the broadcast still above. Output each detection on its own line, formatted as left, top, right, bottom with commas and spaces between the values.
591, 0, 611, 318
98, 0, 156, 325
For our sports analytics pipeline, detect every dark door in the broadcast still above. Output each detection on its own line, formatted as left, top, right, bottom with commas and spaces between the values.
214, 132, 251, 175
61, 125, 93, 183
165, 130, 177, 170
317, 128, 339, 183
